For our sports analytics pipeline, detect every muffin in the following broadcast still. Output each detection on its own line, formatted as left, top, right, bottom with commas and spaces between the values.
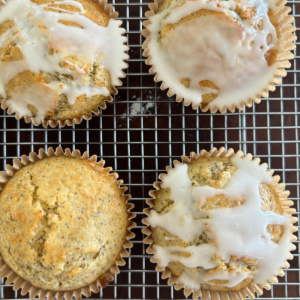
0, 148, 136, 299
0, 0, 129, 127
143, 148, 297, 300
142, 0, 296, 112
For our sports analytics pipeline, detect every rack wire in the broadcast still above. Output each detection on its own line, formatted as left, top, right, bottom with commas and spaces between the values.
0, 0, 299, 299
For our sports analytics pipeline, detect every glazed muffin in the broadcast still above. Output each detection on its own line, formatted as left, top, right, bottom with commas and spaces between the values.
0, 0, 128, 127
0, 148, 135, 298
143, 148, 297, 300
142, 0, 296, 112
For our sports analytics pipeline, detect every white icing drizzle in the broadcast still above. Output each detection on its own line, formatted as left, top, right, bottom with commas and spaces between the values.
0, 0, 128, 121
177, 270, 204, 290
153, 244, 217, 269
147, 0, 278, 109
8, 82, 59, 119
203, 270, 250, 288
147, 156, 293, 289
149, 164, 206, 242
163, 0, 226, 24
39, 0, 85, 13
177, 268, 250, 290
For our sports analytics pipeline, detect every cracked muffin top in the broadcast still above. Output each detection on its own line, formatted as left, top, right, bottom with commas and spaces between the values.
0, 0, 128, 124
144, 0, 281, 111
146, 155, 294, 292
0, 155, 128, 291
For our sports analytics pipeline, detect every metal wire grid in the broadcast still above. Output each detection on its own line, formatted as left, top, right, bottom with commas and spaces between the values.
0, 0, 299, 299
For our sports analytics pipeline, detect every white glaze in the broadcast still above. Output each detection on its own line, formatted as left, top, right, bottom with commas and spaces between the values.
177, 270, 204, 290
8, 82, 59, 120
163, 0, 227, 24
153, 244, 217, 269
0, 0, 128, 121
177, 268, 250, 290
149, 164, 207, 241
147, 0, 278, 109
203, 270, 250, 288
147, 156, 292, 289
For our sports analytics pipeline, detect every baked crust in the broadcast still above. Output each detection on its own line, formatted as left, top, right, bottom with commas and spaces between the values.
0, 0, 115, 121
0, 156, 128, 291
156, 0, 280, 106
151, 157, 286, 292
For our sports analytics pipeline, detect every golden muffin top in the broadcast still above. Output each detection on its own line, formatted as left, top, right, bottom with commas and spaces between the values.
0, 155, 128, 291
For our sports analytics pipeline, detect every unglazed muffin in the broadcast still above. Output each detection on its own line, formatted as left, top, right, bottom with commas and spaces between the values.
143, 148, 297, 300
0, 148, 135, 298
0, 0, 128, 127
142, 0, 296, 112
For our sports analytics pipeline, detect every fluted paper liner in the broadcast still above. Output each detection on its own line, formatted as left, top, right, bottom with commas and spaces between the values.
0, 0, 129, 128
0, 147, 136, 299
142, 147, 298, 300
142, 0, 296, 113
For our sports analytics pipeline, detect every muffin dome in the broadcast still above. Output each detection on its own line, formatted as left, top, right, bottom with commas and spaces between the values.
143, 0, 295, 112
0, 155, 129, 291
0, 0, 128, 126
143, 150, 297, 299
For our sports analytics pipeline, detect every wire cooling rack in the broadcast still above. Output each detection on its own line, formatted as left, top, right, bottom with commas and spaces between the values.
0, 0, 299, 299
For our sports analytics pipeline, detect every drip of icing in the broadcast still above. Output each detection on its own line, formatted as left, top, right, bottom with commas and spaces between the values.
207, 156, 292, 284
8, 82, 59, 120
147, 156, 292, 289
203, 270, 250, 288
0, 0, 128, 121
178, 270, 205, 289
207, 156, 285, 263
153, 244, 217, 269
39, 0, 85, 13
177, 269, 250, 290
149, 164, 207, 242
163, 0, 227, 24
64, 60, 87, 75
147, 0, 278, 109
